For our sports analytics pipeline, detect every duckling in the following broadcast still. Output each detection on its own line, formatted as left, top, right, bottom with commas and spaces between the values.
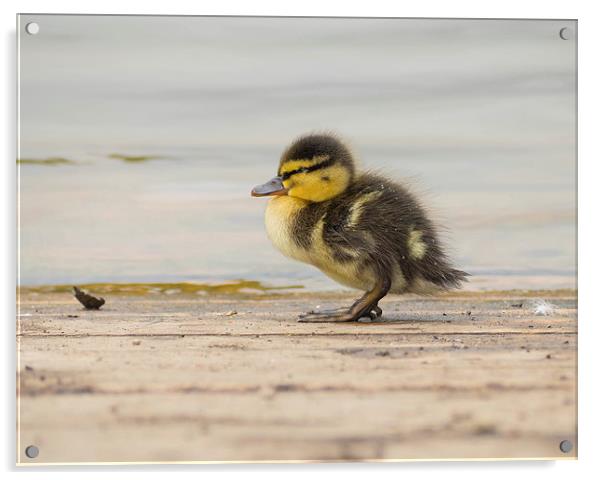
252, 133, 468, 322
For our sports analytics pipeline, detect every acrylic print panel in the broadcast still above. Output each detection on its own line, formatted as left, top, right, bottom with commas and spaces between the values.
17, 15, 577, 464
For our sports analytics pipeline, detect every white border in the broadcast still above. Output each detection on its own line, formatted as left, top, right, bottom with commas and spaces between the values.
3, 1, 600, 478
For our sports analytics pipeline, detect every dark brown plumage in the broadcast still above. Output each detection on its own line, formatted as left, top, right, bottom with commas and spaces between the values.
291, 172, 467, 290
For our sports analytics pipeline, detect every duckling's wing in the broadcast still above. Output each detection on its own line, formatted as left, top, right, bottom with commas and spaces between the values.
321, 185, 392, 266
321, 199, 375, 262
322, 175, 468, 292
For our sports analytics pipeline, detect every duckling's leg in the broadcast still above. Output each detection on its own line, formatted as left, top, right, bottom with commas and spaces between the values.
298, 277, 391, 323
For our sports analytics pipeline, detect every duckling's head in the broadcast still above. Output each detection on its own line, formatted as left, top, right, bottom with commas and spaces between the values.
252, 134, 356, 202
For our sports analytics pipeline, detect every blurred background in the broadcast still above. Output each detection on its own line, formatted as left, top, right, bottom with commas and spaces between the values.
18, 15, 576, 291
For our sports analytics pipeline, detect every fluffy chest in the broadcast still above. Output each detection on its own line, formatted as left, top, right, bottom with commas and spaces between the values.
264, 197, 372, 290
265, 197, 313, 263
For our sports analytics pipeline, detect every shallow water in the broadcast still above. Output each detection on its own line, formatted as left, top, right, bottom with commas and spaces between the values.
18, 16, 576, 291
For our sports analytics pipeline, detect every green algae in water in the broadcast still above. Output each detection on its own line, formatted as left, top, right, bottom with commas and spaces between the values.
17, 157, 75, 165
109, 153, 161, 163
19, 280, 304, 297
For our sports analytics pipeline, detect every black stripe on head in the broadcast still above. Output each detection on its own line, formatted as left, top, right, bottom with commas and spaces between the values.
281, 156, 336, 181
279, 134, 356, 178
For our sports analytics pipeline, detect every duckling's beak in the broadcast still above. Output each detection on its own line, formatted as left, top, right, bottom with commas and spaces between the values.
251, 176, 288, 197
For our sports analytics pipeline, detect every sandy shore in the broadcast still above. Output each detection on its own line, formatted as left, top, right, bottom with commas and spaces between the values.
17, 290, 577, 464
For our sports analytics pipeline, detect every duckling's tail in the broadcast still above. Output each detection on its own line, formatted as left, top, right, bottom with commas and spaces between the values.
439, 268, 470, 290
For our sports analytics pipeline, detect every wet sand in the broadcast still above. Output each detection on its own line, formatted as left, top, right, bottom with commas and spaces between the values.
17, 290, 577, 464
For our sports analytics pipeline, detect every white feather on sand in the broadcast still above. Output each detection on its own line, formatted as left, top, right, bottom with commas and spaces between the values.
532, 299, 557, 316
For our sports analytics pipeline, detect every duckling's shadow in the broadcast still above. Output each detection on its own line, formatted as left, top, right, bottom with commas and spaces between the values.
357, 312, 456, 324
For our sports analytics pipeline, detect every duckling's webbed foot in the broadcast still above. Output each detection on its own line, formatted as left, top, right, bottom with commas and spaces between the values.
299, 304, 381, 321
298, 279, 389, 323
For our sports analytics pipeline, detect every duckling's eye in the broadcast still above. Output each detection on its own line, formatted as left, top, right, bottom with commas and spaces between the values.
299, 167, 309, 173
